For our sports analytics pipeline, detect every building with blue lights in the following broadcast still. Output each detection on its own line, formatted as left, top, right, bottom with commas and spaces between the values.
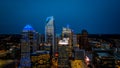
19, 25, 37, 68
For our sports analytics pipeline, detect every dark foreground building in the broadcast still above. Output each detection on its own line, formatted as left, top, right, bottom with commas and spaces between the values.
93, 49, 115, 68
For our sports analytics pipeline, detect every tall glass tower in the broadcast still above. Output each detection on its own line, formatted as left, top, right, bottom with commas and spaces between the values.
19, 25, 37, 68
45, 16, 56, 57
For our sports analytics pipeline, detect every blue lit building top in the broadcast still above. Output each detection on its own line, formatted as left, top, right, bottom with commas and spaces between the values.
23, 25, 35, 32
46, 16, 54, 23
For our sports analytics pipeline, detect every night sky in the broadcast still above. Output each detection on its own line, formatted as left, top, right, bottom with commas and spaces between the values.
0, 0, 120, 34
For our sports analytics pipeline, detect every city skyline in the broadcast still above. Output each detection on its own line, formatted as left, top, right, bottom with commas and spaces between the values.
0, 0, 120, 34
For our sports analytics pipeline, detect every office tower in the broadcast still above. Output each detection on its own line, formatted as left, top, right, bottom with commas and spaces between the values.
76, 29, 88, 49
45, 16, 56, 57
76, 34, 82, 49
39, 34, 45, 43
62, 27, 73, 46
73, 34, 78, 47
81, 29, 89, 50
58, 45, 70, 68
59, 26, 73, 66
19, 25, 37, 68
62, 26, 73, 57
36, 32, 40, 49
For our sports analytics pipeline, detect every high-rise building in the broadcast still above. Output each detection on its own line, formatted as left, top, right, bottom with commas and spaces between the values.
60, 26, 73, 61
36, 32, 40, 49
39, 34, 45, 43
62, 27, 73, 46
45, 16, 56, 57
76, 29, 89, 50
73, 34, 77, 47
58, 45, 70, 68
81, 29, 89, 50
19, 25, 37, 68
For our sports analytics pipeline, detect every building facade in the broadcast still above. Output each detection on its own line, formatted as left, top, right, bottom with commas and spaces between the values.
20, 25, 37, 68
62, 27, 73, 57
77, 29, 89, 50
45, 16, 56, 57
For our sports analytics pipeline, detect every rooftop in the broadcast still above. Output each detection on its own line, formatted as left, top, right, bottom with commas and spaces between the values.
23, 25, 35, 32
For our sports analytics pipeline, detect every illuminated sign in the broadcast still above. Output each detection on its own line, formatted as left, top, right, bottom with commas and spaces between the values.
58, 38, 69, 45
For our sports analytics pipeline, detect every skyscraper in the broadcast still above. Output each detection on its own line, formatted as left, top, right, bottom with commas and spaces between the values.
81, 29, 89, 50
61, 26, 73, 59
62, 26, 73, 46
20, 25, 37, 68
73, 34, 77, 47
45, 16, 56, 57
